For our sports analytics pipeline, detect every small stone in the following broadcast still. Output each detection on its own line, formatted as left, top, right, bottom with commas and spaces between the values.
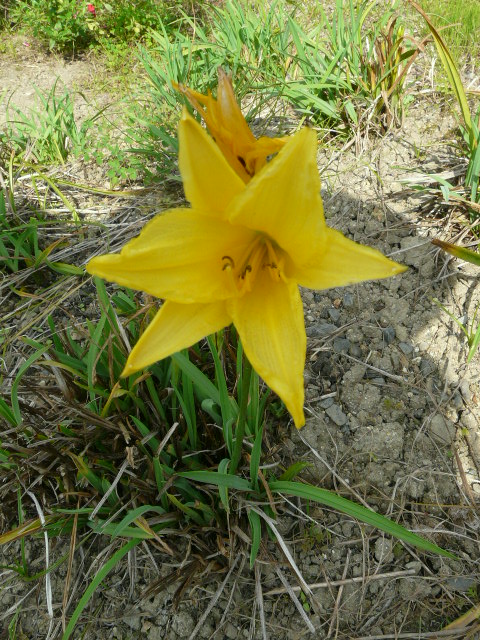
446, 576, 476, 592
225, 621, 239, 639
398, 577, 432, 601
306, 322, 337, 338
319, 396, 335, 409
123, 615, 141, 631
429, 414, 456, 444
328, 308, 341, 322
371, 377, 386, 386
326, 403, 348, 426
383, 327, 396, 344
420, 358, 435, 377
405, 561, 422, 574
343, 292, 354, 307
171, 612, 195, 637
374, 538, 393, 562
333, 338, 350, 353
399, 342, 414, 355
349, 344, 363, 357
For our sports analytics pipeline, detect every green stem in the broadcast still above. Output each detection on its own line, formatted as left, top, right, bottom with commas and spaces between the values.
229, 354, 252, 475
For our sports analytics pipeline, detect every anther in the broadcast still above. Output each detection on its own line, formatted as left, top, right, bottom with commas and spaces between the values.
222, 256, 235, 270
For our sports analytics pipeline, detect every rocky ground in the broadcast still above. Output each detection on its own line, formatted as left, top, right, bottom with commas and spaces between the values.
1, 39, 479, 640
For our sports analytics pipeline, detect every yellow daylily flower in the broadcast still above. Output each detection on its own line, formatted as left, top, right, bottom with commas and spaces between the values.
87, 110, 406, 428
174, 68, 286, 182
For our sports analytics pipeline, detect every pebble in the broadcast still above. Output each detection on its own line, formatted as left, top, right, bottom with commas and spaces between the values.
383, 326, 396, 344
319, 396, 335, 409
446, 576, 477, 592
398, 342, 414, 355
343, 292, 354, 307
326, 403, 348, 426
328, 308, 341, 322
306, 322, 337, 338
374, 538, 393, 562
348, 343, 362, 358
429, 414, 456, 444
420, 358, 436, 377
171, 612, 195, 637
225, 621, 239, 639
333, 337, 350, 353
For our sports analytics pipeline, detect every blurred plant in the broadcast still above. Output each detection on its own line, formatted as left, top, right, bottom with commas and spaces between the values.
9, 0, 186, 53
10, 0, 96, 53
410, 1, 480, 214
432, 238, 480, 362
0, 80, 101, 165
358, 14, 428, 128
419, 0, 480, 60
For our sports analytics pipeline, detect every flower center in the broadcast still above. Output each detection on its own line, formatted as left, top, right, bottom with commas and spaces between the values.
222, 235, 285, 294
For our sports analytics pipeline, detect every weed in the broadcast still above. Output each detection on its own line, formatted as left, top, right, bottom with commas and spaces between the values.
410, 1, 480, 216
1, 80, 97, 165
433, 296, 480, 363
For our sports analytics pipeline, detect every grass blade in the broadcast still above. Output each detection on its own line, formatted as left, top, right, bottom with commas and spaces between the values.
61, 538, 139, 640
269, 480, 455, 558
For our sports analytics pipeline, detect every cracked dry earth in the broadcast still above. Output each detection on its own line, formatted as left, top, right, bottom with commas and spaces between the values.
1, 49, 480, 640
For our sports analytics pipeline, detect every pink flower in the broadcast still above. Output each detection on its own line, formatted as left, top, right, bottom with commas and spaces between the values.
86, 3, 96, 16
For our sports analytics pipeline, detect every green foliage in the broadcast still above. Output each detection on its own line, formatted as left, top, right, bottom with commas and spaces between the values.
8, 0, 187, 53
420, 0, 480, 59
433, 296, 480, 363
11, 0, 97, 53
131, 0, 420, 175
410, 1, 480, 214
0, 273, 453, 579
1, 81, 96, 165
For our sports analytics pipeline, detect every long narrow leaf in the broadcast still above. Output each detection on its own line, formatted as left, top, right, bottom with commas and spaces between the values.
270, 481, 455, 558
178, 470, 252, 491
62, 539, 139, 640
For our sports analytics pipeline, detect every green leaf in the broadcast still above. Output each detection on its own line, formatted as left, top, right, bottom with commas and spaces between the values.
62, 539, 139, 640
278, 461, 312, 482
432, 239, 480, 267
249, 426, 263, 489
178, 470, 252, 491
269, 481, 455, 558
11, 343, 51, 425
248, 509, 262, 568
409, 1, 473, 147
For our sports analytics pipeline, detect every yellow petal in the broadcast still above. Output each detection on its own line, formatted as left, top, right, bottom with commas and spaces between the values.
227, 127, 325, 263
86, 209, 255, 303
179, 109, 245, 215
228, 270, 306, 428
175, 70, 286, 182
122, 301, 231, 375
216, 67, 257, 145
291, 228, 407, 289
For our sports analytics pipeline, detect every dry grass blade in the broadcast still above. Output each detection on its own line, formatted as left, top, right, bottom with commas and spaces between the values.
264, 568, 417, 597
26, 490, 54, 639
186, 555, 240, 640
326, 549, 351, 639
61, 503, 79, 633
255, 563, 267, 640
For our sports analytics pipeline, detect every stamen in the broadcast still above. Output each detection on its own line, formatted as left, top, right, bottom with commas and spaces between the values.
222, 256, 235, 270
